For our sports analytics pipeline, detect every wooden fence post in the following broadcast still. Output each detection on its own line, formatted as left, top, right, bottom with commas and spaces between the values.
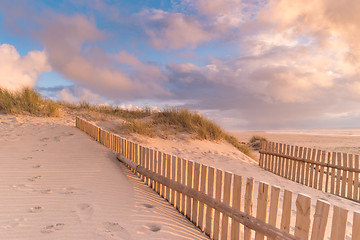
221, 171, 232, 240
213, 169, 223, 240
310, 200, 330, 240
205, 166, 215, 238
280, 190, 292, 233
330, 206, 348, 240
230, 174, 242, 240
294, 194, 311, 240
255, 182, 269, 240
244, 177, 254, 240
198, 164, 207, 231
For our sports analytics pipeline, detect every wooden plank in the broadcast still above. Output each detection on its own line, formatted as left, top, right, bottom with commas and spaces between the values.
347, 154, 353, 199
335, 152, 342, 196
205, 166, 215, 237
171, 155, 176, 205
230, 174, 242, 240
285, 144, 290, 179
341, 153, 347, 197
181, 158, 187, 214
155, 151, 161, 194
288, 145, 295, 180
221, 172, 232, 240
270, 142, 275, 172
175, 156, 181, 210
353, 212, 360, 240
192, 162, 201, 225
300, 147, 307, 184
330, 152, 336, 194
166, 154, 171, 200
277, 143, 284, 176
254, 182, 269, 240
281, 143, 286, 177
310, 200, 330, 240
268, 186, 280, 229
259, 141, 265, 167
330, 206, 348, 240
186, 161, 193, 220
294, 194, 311, 240
296, 147, 303, 183
146, 148, 150, 185
355, 155, 360, 201
313, 150, 321, 189
280, 190, 292, 233
150, 149, 155, 189
274, 143, 280, 175
318, 151, 326, 191
198, 164, 207, 231
160, 152, 165, 197
244, 177, 254, 240
309, 149, 316, 188
213, 169, 223, 240
265, 142, 271, 170
325, 152, 331, 192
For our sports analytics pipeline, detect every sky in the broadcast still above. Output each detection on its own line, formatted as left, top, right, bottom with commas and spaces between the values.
0, 0, 360, 130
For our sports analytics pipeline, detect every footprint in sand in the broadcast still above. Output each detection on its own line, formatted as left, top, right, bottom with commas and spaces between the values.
103, 222, 131, 239
0, 218, 27, 229
136, 224, 161, 235
40, 137, 50, 142
60, 187, 77, 194
12, 184, 34, 192
28, 176, 42, 182
77, 203, 93, 221
22, 156, 32, 160
33, 165, 41, 168
29, 206, 44, 213
41, 223, 64, 233
141, 203, 155, 209
40, 189, 53, 194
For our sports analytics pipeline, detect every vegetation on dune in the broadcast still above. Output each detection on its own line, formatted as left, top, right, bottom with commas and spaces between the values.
249, 135, 268, 143
0, 88, 60, 117
0, 87, 254, 158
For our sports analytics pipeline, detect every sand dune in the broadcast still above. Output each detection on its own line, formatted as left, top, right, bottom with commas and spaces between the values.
0, 113, 207, 239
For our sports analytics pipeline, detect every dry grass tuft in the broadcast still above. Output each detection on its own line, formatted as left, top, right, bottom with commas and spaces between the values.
0, 88, 60, 117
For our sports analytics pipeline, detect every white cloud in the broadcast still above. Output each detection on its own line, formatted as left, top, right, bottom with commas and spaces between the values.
0, 44, 50, 91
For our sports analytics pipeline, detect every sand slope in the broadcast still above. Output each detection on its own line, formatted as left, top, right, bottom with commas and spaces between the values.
0, 114, 208, 240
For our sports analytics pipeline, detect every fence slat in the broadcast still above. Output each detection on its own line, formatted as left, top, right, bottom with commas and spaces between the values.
330, 152, 336, 194
294, 194, 311, 240
296, 147, 303, 183
330, 206, 348, 240
341, 153, 347, 198
192, 162, 201, 225
213, 169, 223, 240
165, 154, 171, 200
221, 172, 232, 240
347, 154, 353, 199
325, 152, 330, 192
281, 144, 286, 177
231, 174, 242, 240
319, 151, 326, 191
181, 158, 187, 214
198, 164, 207, 231
289, 146, 294, 180
254, 182, 269, 240
285, 145, 291, 179
336, 152, 342, 196
175, 156, 181, 210
304, 148, 311, 186
160, 152, 165, 197
313, 150, 321, 189
291, 146, 299, 181
268, 186, 280, 229
309, 149, 316, 188
171, 155, 176, 205
280, 190, 292, 233
277, 143, 283, 176
355, 155, 360, 201
353, 212, 360, 240
310, 200, 330, 240
300, 147, 307, 184
186, 160, 193, 220
244, 177, 254, 240
274, 143, 279, 175
205, 166, 215, 237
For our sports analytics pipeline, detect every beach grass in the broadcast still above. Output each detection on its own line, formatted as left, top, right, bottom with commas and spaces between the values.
0, 87, 254, 158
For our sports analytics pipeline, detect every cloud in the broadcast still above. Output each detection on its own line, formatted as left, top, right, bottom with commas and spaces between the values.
138, 9, 212, 49
58, 86, 101, 104
40, 14, 169, 100
0, 44, 50, 91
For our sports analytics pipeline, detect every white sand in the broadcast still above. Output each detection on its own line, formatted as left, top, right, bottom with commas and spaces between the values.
0, 114, 208, 239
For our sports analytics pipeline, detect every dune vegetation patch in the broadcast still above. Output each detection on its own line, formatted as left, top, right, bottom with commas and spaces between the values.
0, 88, 60, 117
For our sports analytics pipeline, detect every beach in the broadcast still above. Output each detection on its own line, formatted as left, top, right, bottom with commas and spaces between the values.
1, 113, 359, 239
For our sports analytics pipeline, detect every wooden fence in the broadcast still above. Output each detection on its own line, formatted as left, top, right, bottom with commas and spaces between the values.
259, 141, 360, 203
76, 117, 360, 240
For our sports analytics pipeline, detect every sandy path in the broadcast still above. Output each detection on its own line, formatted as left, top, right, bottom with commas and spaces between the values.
0, 114, 208, 240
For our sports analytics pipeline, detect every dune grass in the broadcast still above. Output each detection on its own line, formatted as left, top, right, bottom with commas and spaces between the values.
0, 88, 254, 158
0, 88, 60, 117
